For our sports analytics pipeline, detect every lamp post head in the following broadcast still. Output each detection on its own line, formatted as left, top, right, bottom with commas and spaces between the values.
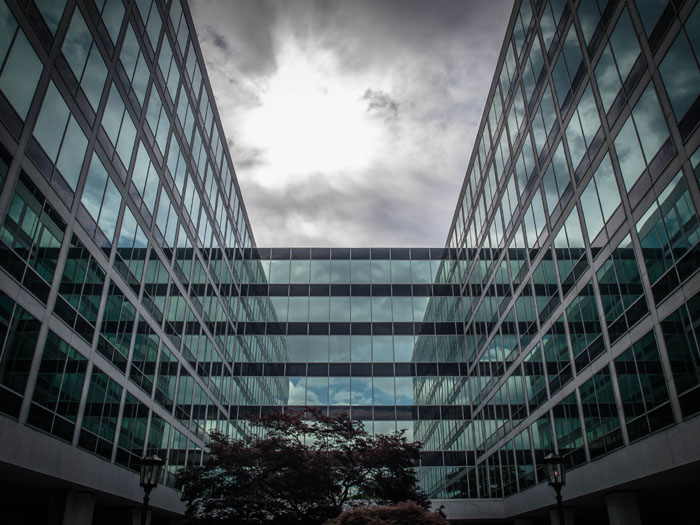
543, 452, 566, 489
139, 454, 165, 491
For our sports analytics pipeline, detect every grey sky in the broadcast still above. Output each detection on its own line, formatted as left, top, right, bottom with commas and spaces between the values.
189, 0, 514, 247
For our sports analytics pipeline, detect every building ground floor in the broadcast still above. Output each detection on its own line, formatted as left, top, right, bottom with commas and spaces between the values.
438, 414, 700, 524
1, 412, 698, 525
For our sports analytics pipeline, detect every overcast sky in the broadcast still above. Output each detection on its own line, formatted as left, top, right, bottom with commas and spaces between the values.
188, 0, 514, 247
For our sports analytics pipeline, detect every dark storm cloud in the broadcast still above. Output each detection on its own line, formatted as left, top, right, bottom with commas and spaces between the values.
193, 0, 278, 77
240, 162, 456, 247
209, 28, 228, 52
363, 89, 399, 121
188, 0, 515, 246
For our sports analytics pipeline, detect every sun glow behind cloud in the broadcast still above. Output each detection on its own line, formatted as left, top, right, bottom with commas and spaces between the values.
240, 39, 385, 186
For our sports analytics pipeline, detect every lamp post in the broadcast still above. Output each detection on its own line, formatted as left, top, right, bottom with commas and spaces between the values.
138, 454, 165, 525
543, 452, 566, 525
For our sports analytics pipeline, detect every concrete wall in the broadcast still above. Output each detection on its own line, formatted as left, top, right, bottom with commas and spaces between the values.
0, 416, 185, 517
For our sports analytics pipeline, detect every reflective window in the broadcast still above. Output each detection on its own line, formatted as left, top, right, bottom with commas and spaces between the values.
540, 0, 566, 52
115, 206, 148, 285
81, 152, 122, 242
636, 172, 700, 301
116, 392, 148, 469
553, 393, 585, 467
95, 0, 125, 44
565, 84, 600, 171
532, 85, 557, 155
62, 7, 107, 110
542, 316, 572, 395
34, 0, 67, 34
0, 175, 65, 304
0, 24, 43, 120
579, 366, 623, 459
129, 317, 159, 395
135, 0, 162, 50
132, 141, 160, 217
615, 331, 673, 441
0, 292, 41, 417
28, 331, 86, 442
594, 9, 641, 114
158, 35, 180, 101
662, 291, 700, 418
577, 0, 609, 45
120, 24, 149, 106
658, 6, 700, 122
554, 205, 587, 287
54, 234, 106, 343
596, 234, 647, 344
33, 82, 70, 162
552, 24, 583, 106
566, 280, 604, 372
614, 83, 669, 189
79, 367, 123, 459
522, 28, 544, 102
634, 0, 669, 35
523, 345, 547, 410
97, 281, 137, 372
542, 142, 570, 214
146, 86, 170, 155
580, 154, 621, 244
102, 83, 137, 167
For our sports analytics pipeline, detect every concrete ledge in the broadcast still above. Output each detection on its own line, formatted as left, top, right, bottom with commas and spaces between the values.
503, 416, 700, 518
0, 416, 185, 515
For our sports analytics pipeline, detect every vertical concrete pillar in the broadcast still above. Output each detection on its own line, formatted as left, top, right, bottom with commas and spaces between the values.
549, 508, 574, 525
47, 490, 67, 525
62, 491, 95, 525
606, 492, 641, 525
128, 508, 150, 525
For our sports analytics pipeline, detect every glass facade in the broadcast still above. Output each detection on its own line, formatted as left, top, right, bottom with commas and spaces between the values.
0, 0, 699, 519
0, 0, 256, 492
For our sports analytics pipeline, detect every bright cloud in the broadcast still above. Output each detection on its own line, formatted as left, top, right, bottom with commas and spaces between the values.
190, 0, 514, 247
241, 40, 386, 185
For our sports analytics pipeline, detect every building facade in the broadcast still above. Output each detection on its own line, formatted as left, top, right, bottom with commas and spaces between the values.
0, 0, 699, 524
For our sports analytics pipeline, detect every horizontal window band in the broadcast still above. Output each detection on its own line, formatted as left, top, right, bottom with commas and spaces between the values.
235, 322, 464, 336
239, 247, 455, 260
230, 405, 473, 421
230, 362, 469, 377
232, 283, 461, 296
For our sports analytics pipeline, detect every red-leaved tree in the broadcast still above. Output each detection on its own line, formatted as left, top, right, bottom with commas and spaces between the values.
324, 500, 449, 525
176, 410, 428, 524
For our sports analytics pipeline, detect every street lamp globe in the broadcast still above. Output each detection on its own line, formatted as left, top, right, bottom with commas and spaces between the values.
543, 452, 566, 488
139, 454, 165, 490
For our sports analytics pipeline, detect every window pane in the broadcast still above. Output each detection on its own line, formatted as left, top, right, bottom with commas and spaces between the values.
633, 84, 669, 163
62, 8, 91, 79
659, 34, 700, 121
0, 3, 17, 64
614, 116, 644, 188
56, 118, 88, 190
0, 31, 43, 119
33, 82, 70, 162
34, 0, 67, 34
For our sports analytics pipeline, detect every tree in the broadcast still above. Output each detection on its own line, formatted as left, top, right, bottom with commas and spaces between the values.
176, 409, 429, 524
324, 500, 449, 525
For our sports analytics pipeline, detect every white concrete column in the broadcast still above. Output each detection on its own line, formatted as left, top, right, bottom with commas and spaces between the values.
549, 507, 574, 525
606, 492, 641, 525
62, 491, 95, 525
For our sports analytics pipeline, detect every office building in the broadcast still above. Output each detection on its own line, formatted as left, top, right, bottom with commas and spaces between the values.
0, 0, 699, 523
